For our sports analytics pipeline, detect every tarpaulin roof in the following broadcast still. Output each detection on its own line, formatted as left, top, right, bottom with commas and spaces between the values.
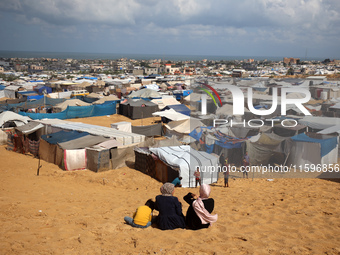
161, 104, 191, 116
128, 88, 161, 98
58, 135, 109, 150
92, 95, 120, 104
151, 97, 180, 109
165, 118, 205, 134
41, 130, 89, 144
53, 99, 91, 111
152, 108, 190, 121
15, 121, 44, 135
299, 116, 340, 130
120, 98, 157, 107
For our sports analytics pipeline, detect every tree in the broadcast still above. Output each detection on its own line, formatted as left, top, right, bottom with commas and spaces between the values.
286, 68, 294, 75
323, 58, 331, 64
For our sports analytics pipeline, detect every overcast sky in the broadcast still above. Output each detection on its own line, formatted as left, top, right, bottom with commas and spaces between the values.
0, 0, 339, 59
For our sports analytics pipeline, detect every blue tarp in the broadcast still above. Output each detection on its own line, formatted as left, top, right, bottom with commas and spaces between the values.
173, 89, 193, 100
78, 76, 97, 80
41, 130, 89, 144
291, 133, 337, 157
189, 126, 245, 152
0, 85, 5, 90
81, 96, 100, 104
18, 101, 117, 120
131, 97, 162, 101
161, 104, 191, 116
27, 95, 44, 101
34, 86, 52, 95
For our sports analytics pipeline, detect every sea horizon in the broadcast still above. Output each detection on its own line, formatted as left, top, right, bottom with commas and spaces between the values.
0, 50, 328, 62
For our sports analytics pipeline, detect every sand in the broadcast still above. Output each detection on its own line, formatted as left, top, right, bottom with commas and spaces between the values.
1, 115, 340, 254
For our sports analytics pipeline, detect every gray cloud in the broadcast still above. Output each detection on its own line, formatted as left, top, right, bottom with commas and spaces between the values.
0, 0, 339, 57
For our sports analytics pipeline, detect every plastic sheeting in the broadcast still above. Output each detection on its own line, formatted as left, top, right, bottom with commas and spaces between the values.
291, 133, 337, 158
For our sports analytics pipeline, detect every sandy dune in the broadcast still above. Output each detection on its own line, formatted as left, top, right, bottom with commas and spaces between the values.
0, 115, 340, 254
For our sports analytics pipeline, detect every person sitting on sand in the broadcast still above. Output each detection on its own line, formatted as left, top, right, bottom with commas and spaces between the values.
124, 199, 155, 228
183, 184, 218, 230
154, 183, 186, 230
171, 176, 182, 187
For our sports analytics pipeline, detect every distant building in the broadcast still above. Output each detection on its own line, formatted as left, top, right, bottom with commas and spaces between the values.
150, 62, 161, 68
30, 65, 44, 72
162, 64, 180, 74
15, 64, 28, 71
283, 57, 300, 65
144, 67, 158, 75
232, 69, 246, 77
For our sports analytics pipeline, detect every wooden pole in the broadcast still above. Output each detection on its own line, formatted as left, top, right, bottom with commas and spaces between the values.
37, 156, 42, 176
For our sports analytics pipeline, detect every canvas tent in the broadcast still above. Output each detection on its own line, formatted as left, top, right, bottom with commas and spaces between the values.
149, 146, 219, 188
127, 88, 162, 99
92, 95, 120, 104
246, 133, 287, 166
119, 99, 158, 120
285, 133, 338, 167
0, 111, 31, 128
151, 97, 180, 109
152, 108, 190, 122
52, 99, 91, 112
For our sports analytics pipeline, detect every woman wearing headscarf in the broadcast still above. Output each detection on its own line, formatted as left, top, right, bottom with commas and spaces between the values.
183, 183, 218, 230
154, 182, 186, 230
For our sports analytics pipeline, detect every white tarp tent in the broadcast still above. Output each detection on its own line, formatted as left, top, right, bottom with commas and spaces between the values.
299, 116, 340, 130
149, 146, 219, 188
151, 97, 180, 109
285, 133, 338, 167
53, 99, 91, 112
128, 88, 161, 98
164, 118, 205, 135
0, 111, 31, 128
152, 109, 190, 121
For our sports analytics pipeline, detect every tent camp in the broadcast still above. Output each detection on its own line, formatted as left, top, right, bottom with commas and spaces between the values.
119, 99, 158, 120
285, 133, 338, 167
149, 145, 219, 188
